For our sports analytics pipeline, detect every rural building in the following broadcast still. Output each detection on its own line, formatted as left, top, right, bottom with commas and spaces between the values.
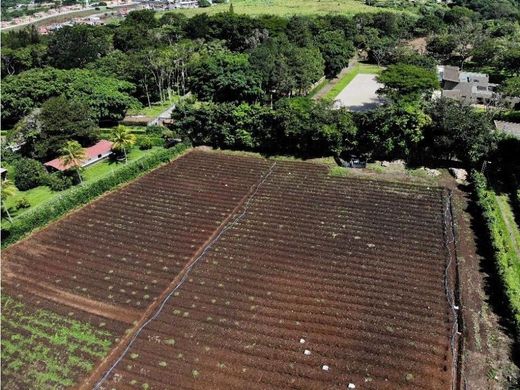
437, 65, 497, 105
44, 140, 113, 172
495, 120, 520, 139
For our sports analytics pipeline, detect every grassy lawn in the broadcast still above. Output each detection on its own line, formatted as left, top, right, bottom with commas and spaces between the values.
3, 147, 161, 220
126, 96, 178, 118
158, 0, 401, 17
323, 63, 384, 101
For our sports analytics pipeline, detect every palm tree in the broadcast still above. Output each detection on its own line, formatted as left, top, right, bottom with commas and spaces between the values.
59, 140, 86, 183
1, 180, 17, 223
110, 125, 136, 164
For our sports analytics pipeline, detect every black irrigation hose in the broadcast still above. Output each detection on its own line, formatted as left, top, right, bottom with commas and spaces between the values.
93, 161, 278, 389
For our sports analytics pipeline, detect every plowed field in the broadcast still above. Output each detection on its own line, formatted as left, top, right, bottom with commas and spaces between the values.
1, 150, 459, 390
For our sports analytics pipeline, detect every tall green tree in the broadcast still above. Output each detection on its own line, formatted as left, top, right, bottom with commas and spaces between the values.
26, 96, 98, 160
110, 125, 136, 163
47, 25, 111, 69
189, 51, 263, 103
59, 140, 86, 183
377, 64, 439, 102
315, 30, 355, 78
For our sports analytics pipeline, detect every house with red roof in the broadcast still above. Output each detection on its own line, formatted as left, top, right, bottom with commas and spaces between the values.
44, 140, 113, 172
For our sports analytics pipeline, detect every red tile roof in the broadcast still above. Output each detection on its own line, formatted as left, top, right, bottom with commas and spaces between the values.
44, 140, 113, 171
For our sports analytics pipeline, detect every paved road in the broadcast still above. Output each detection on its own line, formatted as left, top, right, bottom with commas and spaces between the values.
149, 102, 176, 126
333, 73, 385, 112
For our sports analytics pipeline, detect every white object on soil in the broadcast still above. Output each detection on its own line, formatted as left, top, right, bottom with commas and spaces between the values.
348, 384, 356, 389
322, 365, 329, 371
300, 338, 305, 344
304, 350, 311, 355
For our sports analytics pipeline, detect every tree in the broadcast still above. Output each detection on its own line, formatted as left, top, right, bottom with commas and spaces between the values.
1, 180, 17, 223
110, 125, 136, 163
427, 34, 458, 63
113, 9, 158, 52
288, 46, 324, 95
59, 140, 86, 183
500, 76, 520, 98
2, 68, 140, 126
12, 158, 48, 190
47, 25, 111, 69
315, 30, 355, 78
355, 103, 431, 161
189, 51, 263, 103
377, 64, 439, 102
424, 97, 496, 166
26, 96, 98, 160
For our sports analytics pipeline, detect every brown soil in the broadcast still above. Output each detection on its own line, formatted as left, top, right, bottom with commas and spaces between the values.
89, 155, 457, 390
6, 151, 516, 390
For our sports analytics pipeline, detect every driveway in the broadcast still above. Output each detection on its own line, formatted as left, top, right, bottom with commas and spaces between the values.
333, 73, 385, 111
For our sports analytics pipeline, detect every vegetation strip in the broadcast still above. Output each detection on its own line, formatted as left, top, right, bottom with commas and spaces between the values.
472, 171, 520, 334
1, 144, 188, 248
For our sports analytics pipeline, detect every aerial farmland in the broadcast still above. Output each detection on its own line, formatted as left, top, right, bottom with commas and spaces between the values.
1, 150, 460, 389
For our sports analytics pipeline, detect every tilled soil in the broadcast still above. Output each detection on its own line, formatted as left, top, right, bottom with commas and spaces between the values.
2, 151, 462, 389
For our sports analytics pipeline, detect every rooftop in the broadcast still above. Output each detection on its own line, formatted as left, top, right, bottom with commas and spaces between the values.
44, 140, 113, 171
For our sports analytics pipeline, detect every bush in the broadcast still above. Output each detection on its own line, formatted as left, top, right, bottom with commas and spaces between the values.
2, 144, 188, 247
472, 170, 520, 334
146, 125, 167, 136
15, 197, 30, 210
44, 172, 74, 191
12, 158, 47, 191
137, 136, 153, 150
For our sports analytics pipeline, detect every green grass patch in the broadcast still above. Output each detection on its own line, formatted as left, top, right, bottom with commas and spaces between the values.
158, 0, 404, 17
472, 171, 520, 334
1, 295, 112, 389
322, 63, 384, 101
308, 78, 329, 98
127, 96, 178, 118
1, 144, 188, 247
3, 147, 162, 222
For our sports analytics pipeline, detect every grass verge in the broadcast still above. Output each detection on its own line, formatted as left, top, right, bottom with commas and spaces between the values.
472, 171, 520, 334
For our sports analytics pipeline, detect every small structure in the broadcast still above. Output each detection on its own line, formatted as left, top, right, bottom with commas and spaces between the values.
437, 65, 497, 105
495, 120, 520, 140
0, 167, 8, 181
44, 140, 113, 172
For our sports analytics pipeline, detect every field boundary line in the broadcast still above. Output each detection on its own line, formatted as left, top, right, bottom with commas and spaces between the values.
82, 161, 278, 390
2, 273, 141, 323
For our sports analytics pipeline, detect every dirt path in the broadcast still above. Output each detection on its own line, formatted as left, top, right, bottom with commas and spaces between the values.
451, 185, 519, 389
312, 62, 355, 100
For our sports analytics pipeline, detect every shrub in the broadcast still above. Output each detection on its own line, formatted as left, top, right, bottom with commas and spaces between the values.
44, 172, 74, 191
12, 158, 47, 191
1, 144, 188, 247
472, 170, 520, 334
146, 125, 166, 136
15, 197, 30, 210
137, 136, 153, 150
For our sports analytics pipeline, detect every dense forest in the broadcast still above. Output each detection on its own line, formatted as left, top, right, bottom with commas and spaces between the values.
1, 2, 519, 178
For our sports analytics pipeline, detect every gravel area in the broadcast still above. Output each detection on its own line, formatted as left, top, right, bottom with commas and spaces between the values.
333, 73, 385, 111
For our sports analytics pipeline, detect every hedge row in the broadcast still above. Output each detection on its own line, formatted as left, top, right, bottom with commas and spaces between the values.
1, 144, 189, 248
472, 170, 520, 334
